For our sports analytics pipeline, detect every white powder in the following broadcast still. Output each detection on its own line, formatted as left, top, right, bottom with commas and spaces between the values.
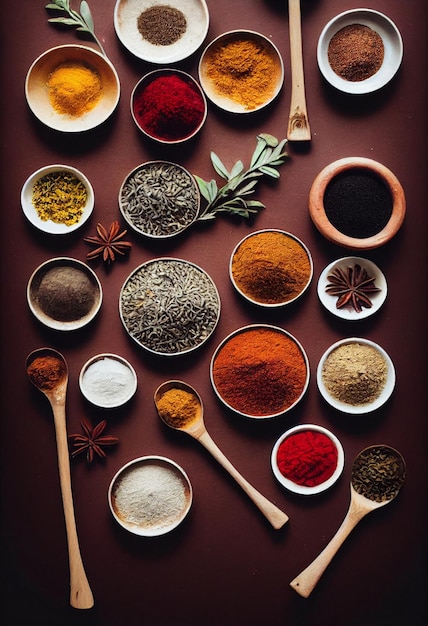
112, 463, 189, 530
81, 356, 136, 407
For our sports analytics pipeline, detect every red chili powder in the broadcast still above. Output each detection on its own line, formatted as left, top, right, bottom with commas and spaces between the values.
276, 430, 338, 487
133, 74, 205, 141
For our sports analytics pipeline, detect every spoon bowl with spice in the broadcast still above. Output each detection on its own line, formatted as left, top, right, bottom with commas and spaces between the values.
154, 380, 289, 530
290, 444, 405, 597
26, 348, 94, 609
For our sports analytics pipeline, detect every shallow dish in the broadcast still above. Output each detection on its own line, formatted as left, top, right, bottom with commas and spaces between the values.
317, 337, 395, 414
114, 0, 209, 63
108, 456, 193, 537
79, 353, 137, 409
271, 424, 345, 495
210, 324, 309, 419
230, 229, 313, 307
27, 257, 102, 331
317, 9, 403, 94
119, 258, 220, 356
198, 30, 284, 113
25, 44, 120, 132
309, 157, 406, 250
318, 256, 387, 320
21, 164, 94, 234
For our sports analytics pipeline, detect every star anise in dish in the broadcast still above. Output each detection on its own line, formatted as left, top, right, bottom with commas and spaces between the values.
325, 263, 381, 313
69, 417, 119, 463
84, 220, 132, 264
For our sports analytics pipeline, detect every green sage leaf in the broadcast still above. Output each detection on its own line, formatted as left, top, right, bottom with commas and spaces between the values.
210, 152, 230, 180
80, 0, 94, 30
259, 165, 281, 178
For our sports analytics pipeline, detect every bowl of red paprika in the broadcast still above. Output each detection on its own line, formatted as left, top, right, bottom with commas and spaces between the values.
131, 69, 207, 144
271, 424, 345, 495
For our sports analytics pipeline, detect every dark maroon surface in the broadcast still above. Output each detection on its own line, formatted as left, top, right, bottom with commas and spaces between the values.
1, 1, 427, 625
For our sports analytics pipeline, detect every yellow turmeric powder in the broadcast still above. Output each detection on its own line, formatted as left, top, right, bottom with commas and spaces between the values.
157, 388, 199, 428
47, 61, 103, 117
203, 38, 281, 110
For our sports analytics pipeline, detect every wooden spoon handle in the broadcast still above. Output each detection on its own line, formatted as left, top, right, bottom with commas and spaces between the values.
198, 431, 288, 529
287, 0, 311, 141
52, 404, 94, 609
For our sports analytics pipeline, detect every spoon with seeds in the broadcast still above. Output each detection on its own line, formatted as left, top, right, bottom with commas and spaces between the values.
154, 380, 289, 529
26, 348, 94, 609
290, 445, 405, 597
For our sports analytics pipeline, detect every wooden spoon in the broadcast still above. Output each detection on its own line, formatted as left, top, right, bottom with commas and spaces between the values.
26, 348, 94, 609
290, 445, 406, 597
287, 0, 311, 141
154, 380, 289, 530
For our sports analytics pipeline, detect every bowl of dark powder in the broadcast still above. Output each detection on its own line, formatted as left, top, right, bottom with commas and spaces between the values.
27, 257, 102, 331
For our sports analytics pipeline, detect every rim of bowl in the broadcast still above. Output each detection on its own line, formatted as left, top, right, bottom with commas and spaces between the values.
108, 455, 193, 537
317, 8, 403, 95
229, 229, 313, 307
27, 257, 102, 331
118, 160, 200, 238
210, 324, 310, 419
21, 164, 94, 235
79, 353, 138, 408
317, 337, 396, 414
198, 29, 284, 114
271, 423, 345, 495
309, 157, 406, 249
114, 0, 209, 64
130, 69, 207, 144
317, 256, 387, 321
25, 44, 120, 133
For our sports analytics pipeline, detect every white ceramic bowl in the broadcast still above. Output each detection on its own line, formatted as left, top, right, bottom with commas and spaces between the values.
317, 256, 387, 320
27, 257, 102, 331
108, 456, 193, 536
198, 30, 284, 113
25, 44, 120, 132
21, 164, 94, 235
317, 337, 395, 414
114, 0, 209, 63
271, 424, 345, 495
79, 353, 137, 409
317, 9, 403, 95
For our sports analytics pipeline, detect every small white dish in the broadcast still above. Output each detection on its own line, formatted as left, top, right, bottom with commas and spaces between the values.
21, 164, 94, 235
114, 0, 209, 64
317, 256, 387, 320
317, 337, 395, 414
79, 353, 137, 409
317, 9, 403, 95
271, 424, 345, 495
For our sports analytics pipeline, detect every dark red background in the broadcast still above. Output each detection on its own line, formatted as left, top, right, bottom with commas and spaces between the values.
1, 1, 427, 625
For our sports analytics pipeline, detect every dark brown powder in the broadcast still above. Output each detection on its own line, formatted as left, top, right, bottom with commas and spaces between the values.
137, 5, 187, 46
328, 24, 384, 81
36, 266, 96, 322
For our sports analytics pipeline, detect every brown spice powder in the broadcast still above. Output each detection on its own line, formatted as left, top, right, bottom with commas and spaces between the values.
328, 24, 384, 81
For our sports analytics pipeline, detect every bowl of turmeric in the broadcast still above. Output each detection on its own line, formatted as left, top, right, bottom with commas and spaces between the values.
25, 44, 120, 132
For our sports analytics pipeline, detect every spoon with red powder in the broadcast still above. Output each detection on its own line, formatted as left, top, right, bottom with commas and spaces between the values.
26, 348, 94, 609
154, 380, 289, 529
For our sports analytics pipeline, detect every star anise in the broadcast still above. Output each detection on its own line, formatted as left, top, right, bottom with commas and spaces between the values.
325, 263, 381, 313
84, 220, 132, 264
69, 417, 119, 463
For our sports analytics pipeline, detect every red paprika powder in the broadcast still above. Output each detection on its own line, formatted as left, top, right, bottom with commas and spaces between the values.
276, 430, 338, 487
133, 73, 205, 141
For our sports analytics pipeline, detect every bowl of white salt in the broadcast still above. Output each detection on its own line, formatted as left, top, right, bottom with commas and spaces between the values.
108, 456, 193, 536
79, 353, 137, 409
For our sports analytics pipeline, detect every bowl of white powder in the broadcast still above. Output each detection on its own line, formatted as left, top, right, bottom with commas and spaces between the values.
79, 353, 137, 408
108, 456, 193, 536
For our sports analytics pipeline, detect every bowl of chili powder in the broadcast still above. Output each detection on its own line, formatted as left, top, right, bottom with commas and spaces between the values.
271, 424, 345, 495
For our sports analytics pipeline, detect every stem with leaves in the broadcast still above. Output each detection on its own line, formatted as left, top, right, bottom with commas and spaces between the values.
194, 134, 288, 221
45, 0, 106, 57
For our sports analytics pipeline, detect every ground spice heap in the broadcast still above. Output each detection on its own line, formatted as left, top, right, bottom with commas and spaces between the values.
47, 61, 103, 116
352, 445, 405, 502
27, 355, 67, 391
277, 430, 338, 487
322, 342, 388, 406
231, 231, 311, 304
32, 170, 87, 226
328, 23, 384, 81
156, 388, 199, 428
137, 5, 187, 45
204, 38, 280, 110
36, 266, 97, 322
212, 327, 307, 417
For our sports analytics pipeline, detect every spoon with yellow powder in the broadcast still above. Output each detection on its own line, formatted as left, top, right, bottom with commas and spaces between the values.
154, 380, 289, 529
26, 348, 94, 609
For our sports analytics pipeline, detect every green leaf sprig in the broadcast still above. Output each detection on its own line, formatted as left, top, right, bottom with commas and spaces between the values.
45, 0, 106, 57
194, 133, 288, 221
